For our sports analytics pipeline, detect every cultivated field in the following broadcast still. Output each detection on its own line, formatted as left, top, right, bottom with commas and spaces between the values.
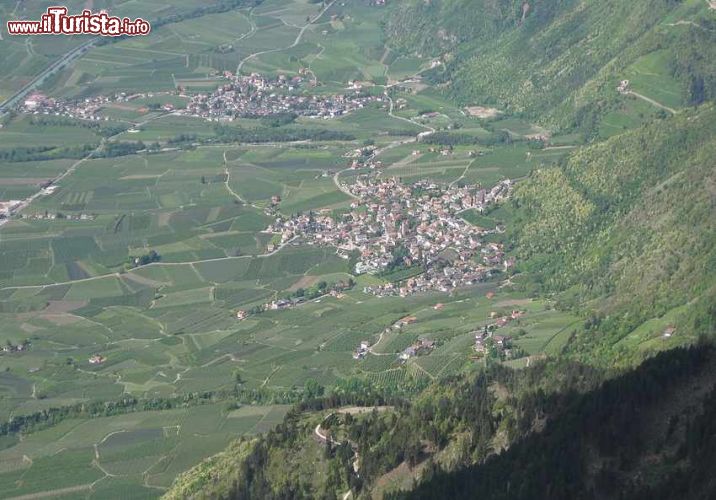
0, 0, 582, 495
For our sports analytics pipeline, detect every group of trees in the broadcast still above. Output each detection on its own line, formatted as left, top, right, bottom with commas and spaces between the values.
419, 130, 511, 147
0, 144, 96, 162
128, 250, 161, 268
29, 115, 128, 137
212, 124, 355, 143
280, 279, 355, 302
403, 344, 716, 499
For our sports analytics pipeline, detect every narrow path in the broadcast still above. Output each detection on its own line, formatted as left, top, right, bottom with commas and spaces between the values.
384, 94, 435, 133
237, 0, 337, 73
449, 163, 471, 188
625, 90, 677, 114
333, 169, 360, 199
223, 150, 251, 206
314, 405, 394, 500
5, 484, 93, 500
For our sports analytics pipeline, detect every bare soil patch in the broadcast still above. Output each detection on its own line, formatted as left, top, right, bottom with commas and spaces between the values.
287, 275, 320, 292
43, 300, 88, 313
41, 313, 82, 326
465, 106, 501, 119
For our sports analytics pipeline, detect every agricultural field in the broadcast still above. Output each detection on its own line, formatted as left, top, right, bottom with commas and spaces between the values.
38, 0, 426, 99
0, 0, 260, 103
0, 0, 584, 495
0, 403, 289, 498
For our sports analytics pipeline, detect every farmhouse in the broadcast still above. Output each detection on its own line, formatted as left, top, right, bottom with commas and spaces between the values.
353, 341, 371, 359
89, 354, 106, 365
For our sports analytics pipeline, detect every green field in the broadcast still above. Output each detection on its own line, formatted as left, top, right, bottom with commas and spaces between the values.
0, 403, 289, 498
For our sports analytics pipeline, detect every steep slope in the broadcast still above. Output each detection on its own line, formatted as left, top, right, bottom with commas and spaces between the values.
386, 0, 716, 135
403, 345, 716, 500
510, 104, 716, 364
164, 345, 716, 500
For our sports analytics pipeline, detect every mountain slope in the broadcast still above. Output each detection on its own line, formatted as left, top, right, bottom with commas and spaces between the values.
386, 0, 716, 135
510, 104, 716, 363
403, 344, 716, 500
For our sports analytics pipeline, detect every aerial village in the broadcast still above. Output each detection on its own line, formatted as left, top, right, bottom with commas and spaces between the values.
19, 91, 133, 120
180, 71, 382, 121
17, 70, 381, 123
267, 176, 514, 297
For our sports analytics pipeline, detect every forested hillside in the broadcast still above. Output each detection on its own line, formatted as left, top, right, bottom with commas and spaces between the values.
510, 104, 716, 364
386, 0, 716, 135
165, 344, 716, 499
403, 344, 716, 500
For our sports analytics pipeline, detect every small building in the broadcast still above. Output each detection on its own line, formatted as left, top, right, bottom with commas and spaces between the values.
493, 335, 510, 348
400, 346, 417, 360
89, 354, 106, 365
236, 310, 249, 320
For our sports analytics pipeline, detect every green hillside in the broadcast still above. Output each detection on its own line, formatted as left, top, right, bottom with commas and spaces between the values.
511, 104, 716, 364
386, 0, 716, 136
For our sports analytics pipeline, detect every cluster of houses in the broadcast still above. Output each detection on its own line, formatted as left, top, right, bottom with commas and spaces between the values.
22, 92, 119, 120
1, 340, 31, 354
266, 176, 513, 296
352, 336, 436, 361
344, 145, 385, 170
353, 340, 372, 360
180, 71, 382, 121
0, 187, 58, 226
474, 310, 526, 357
399, 338, 436, 360
364, 263, 490, 296
20, 211, 96, 222
19, 91, 180, 120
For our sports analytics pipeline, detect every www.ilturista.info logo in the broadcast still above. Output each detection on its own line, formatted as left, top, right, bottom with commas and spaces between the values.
6, 7, 151, 36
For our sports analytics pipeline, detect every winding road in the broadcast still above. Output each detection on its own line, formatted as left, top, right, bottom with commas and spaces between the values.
237, 0, 337, 73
